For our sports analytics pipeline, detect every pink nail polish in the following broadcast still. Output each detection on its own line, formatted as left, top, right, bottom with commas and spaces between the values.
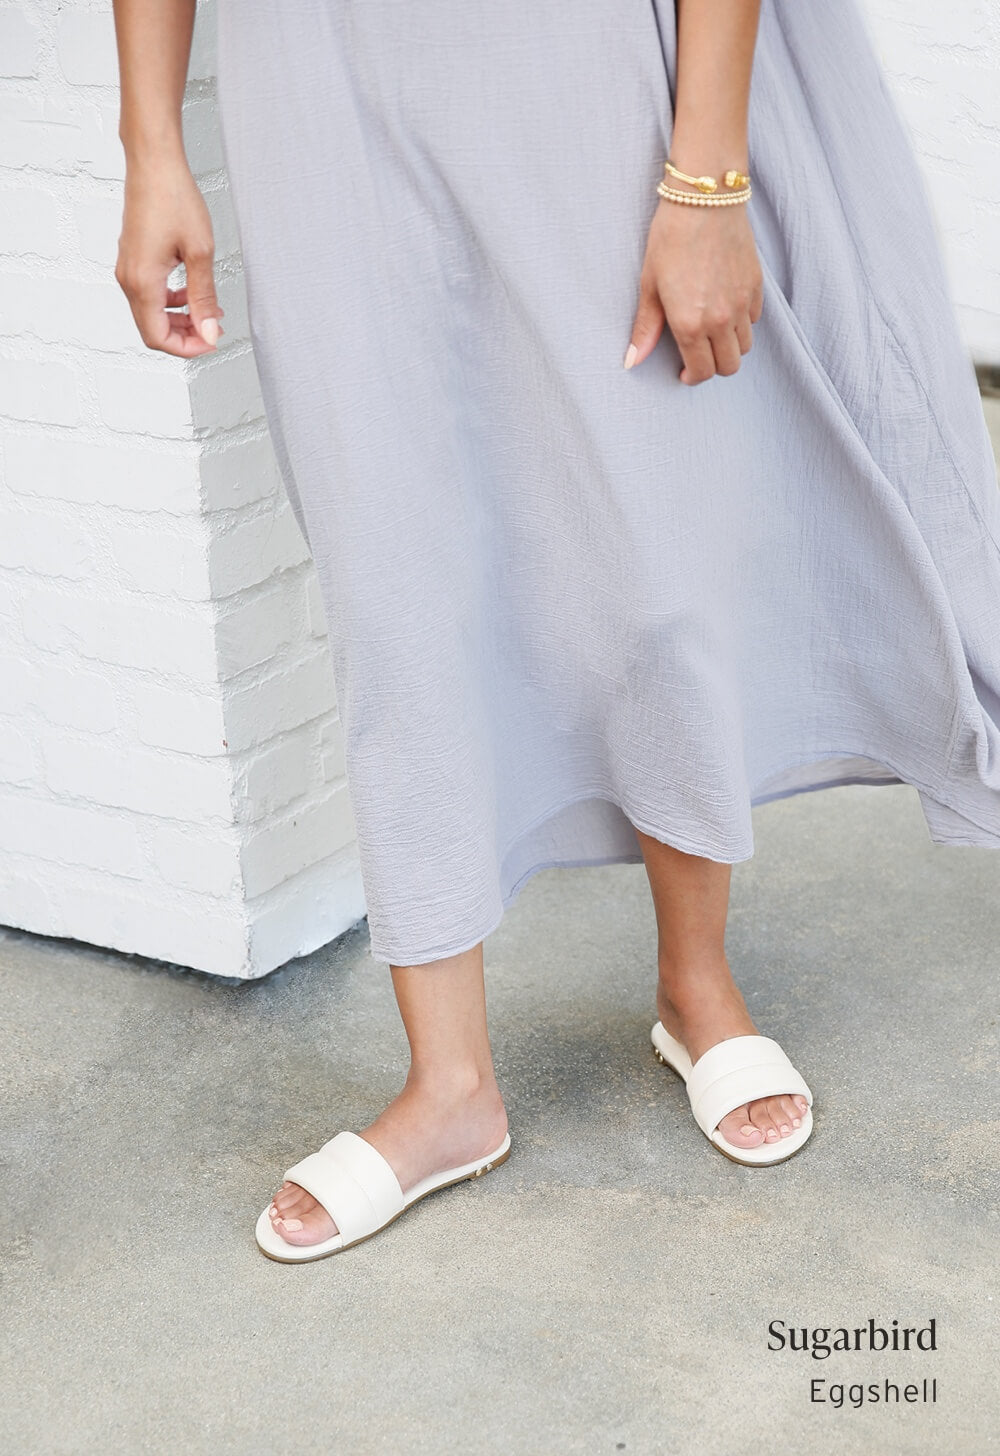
283, 1218, 303, 1232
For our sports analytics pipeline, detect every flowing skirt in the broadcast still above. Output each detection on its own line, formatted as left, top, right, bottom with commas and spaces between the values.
215, 0, 1000, 963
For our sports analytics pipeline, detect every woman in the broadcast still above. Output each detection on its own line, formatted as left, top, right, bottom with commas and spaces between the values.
112, 0, 1000, 1262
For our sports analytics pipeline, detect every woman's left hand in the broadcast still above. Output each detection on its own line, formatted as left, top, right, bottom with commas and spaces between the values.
624, 198, 764, 385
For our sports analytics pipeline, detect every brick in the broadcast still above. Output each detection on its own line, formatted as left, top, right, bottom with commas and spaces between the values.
239, 788, 357, 898
0, 188, 62, 258
236, 732, 312, 822
57, 11, 120, 87
215, 583, 293, 677
0, 357, 80, 427
0, 853, 55, 930
133, 681, 228, 756
319, 717, 347, 783
97, 365, 194, 439
0, 569, 22, 627
0, 9, 40, 77
3, 435, 202, 514
0, 789, 143, 875
22, 585, 219, 681
149, 822, 242, 897
246, 850, 366, 977
188, 0, 218, 82
77, 103, 126, 184
199, 436, 280, 512
223, 650, 338, 752
34, 662, 119, 734
203, 184, 242, 262
208, 503, 310, 598
0, 653, 37, 716
43, 731, 234, 822
0, 95, 84, 173
305, 572, 329, 637
109, 519, 212, 599
0, 272, 143, 353
0, 724, 35, 785
181, 97, 225, 177
189, 349, 265, 431
74, 195, 122, 266
32, 874, 251, 975
0, 507, 92, 578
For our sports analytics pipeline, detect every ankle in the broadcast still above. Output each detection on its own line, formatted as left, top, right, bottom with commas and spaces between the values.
403, 1061, 500, 1106
658, 950, 730, 1003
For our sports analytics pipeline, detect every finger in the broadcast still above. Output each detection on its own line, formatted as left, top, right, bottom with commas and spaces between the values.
165, 284, 225, 316
624, 273, 666, 369
734, 314, 753, 355
710, 326, 743, 377
182, 241, 222, 347
676, 334, 716, 386
136, 285, 220, 358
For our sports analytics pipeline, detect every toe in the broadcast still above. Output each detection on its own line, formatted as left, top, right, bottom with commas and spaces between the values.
717, 1105, 765, 1147
268, 1182, 338, 1246
749, 1099, 781, 1143
273, 1185, 310, 1216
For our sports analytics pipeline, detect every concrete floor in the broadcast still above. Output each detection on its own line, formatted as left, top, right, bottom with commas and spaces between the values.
1, 781, 998, 1455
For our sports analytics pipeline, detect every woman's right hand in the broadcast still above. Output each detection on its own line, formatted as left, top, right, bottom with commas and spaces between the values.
115, 156, 224, 357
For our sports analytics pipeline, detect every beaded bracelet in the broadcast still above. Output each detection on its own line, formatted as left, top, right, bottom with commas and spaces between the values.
656, 179, 752, 207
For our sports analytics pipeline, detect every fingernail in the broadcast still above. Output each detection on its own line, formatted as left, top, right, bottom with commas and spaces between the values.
623, 343, 638, 369
199, 316, 220, 346
282, 1218, 303, 1232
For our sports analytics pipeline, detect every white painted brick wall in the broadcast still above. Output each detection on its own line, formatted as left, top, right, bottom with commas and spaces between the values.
0, 0, 365, 978
0, 2, 996, 978
862, 0, 1000, 361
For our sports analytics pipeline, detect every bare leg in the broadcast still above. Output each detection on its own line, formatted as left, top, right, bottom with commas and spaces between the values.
636, 830, 807, 1151
269, 941, 508, 1246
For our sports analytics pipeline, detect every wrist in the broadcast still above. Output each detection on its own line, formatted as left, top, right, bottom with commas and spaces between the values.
667, 126, 749, 180
119, 121, 188, 169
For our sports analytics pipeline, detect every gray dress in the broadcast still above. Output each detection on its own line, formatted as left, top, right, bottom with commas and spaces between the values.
215, 0, 1000, 965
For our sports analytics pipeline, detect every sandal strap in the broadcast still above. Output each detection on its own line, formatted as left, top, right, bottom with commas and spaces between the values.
686, 1035, 812, 1139
283, 1131, 405, 1245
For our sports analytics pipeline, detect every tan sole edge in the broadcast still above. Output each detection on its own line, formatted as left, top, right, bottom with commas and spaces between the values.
652, 1043, 811, 1169
257, 1141, 513, 1265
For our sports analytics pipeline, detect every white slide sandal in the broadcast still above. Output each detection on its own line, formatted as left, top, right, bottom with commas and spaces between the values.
651, 1021, 814, 1167
255, 1128, 512, 1263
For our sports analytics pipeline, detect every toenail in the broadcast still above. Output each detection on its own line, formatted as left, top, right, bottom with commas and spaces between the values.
792, 1118, 801, 1127
780, 1124, 790, 1134
283, 1219, 303, 1232
741, 1124, 756, 1137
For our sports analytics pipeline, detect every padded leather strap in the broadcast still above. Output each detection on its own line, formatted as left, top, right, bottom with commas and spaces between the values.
686, 1035, 812, 1138
283, 1131, 405, 1245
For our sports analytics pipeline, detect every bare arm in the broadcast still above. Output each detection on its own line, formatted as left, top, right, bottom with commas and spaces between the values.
626, 0, 764, 384
112, 0, 223, 355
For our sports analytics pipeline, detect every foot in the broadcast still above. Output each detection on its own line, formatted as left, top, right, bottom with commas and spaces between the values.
656, 961, 809, 1153
267, 1072, 509, 1247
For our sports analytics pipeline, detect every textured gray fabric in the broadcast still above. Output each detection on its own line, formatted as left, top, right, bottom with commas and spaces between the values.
215, 0, 1000, 965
